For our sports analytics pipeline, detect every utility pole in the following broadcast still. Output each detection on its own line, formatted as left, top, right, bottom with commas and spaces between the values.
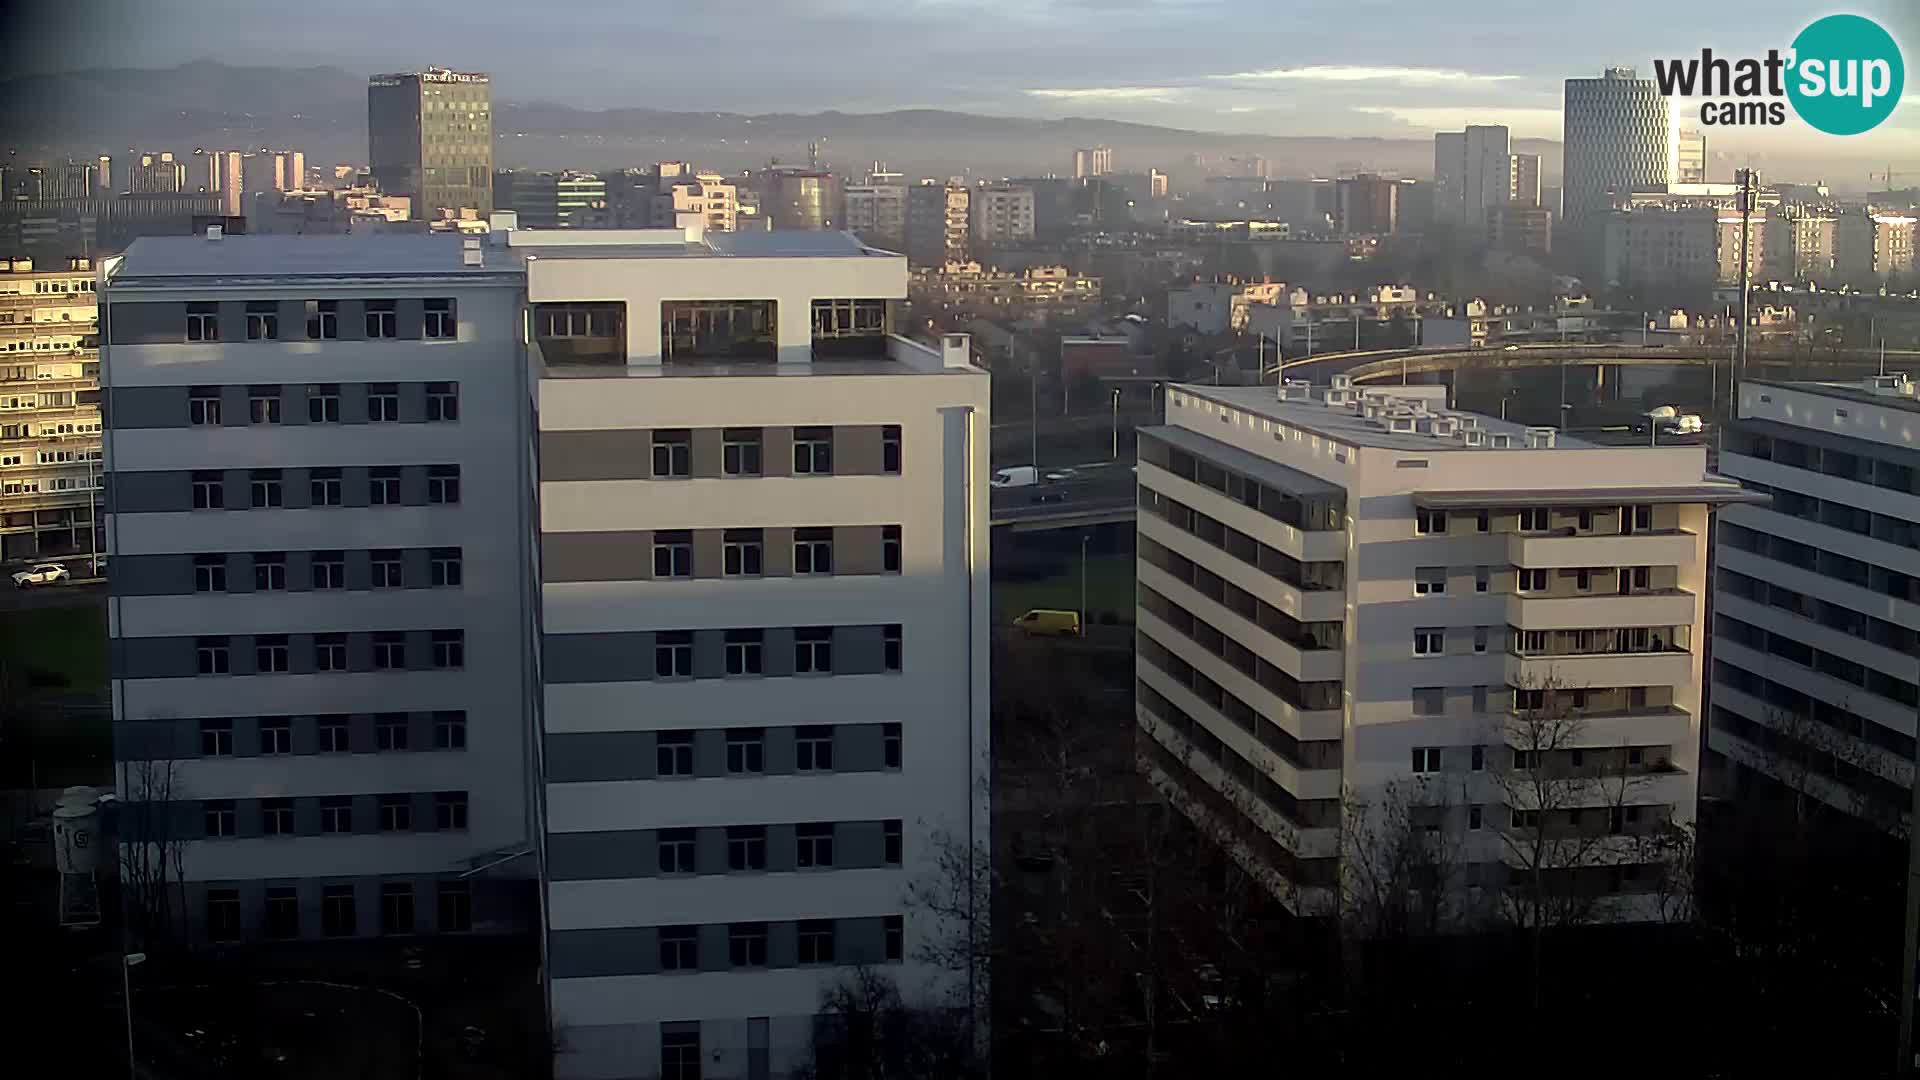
1110, 388, 1121, 461
1736, 167, 1753, 401
1029, 356, 1039, 470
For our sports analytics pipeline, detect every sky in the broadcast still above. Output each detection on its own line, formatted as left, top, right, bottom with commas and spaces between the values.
20, 0, 1920, 155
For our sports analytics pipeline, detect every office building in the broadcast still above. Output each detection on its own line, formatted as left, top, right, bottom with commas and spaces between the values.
1, 256, 103, 561
1488, 204, 1553, 258
1509, 153, 1542, 209
1435, 126, 1512, 227
495, 171, 610, 229
1562, 68, 1676, 232
1764, 208, 1838, 281
1835, 212, 1917, 284
1136, 378, 1751, 916
970, 184, 1036, 247
843, 182, 907, 249
129, 153, 187, 195
1074, 146, 1114, 179
368, 68, 494, 220
1677, 129, 1708, 184
1710, 375, 1920, 832
102, 233, 540, 946
1602, 205, 1765, 288
1334, 175, 1398, 236
759, 169, 843, 231
1433, 133, 1466, 225
906, 180, 970, 266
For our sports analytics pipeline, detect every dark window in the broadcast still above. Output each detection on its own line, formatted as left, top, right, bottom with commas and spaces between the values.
320, 797, 352, 833
723, 428, 762, 476
434, 711, 467, 750
312, 552, 345, 589
797, 919, 836, 964
308, 384, 340, 423
255, 633, 289, 673
884, 624, 902, 672
265, 887, 299, 938
655, 631, 693, 678
186, 302, 218, 342
318, 716, 350, 753
248, 386, 281, 424
882, 526, 901, 573
379, 794, 413, 832
723, 529, 763, 576
432, 629, 465, 669
652, 430, 691, 478
884, 819, 903, 865
656, 730, 694, 776
438, 883, 471, 932
249, 469, 283, 508
725, 629, 763, 676
423, 298, 456, 339
375, 712, 409, 750
253, 552, 286, 591
795, 628, 833, 674
883, 723, 902, 769
188, 388, 221, 425
426, 381, 459, 421
367, 384, 399, 422
794, 528, 833, 574
204, 799, 236, 837
727, 728, 765, 773
366, 299, 398, 338
206, 888, 242, 941
315, 633, 347, 671
882, 425, 901, 474
796, 725, 834, 771
1414, 508, 1446, 535
430, 547, 463, 587
1476, 509, 1490, 533
727, 825, 766, 871
263, 798, 294, 835
372, 632, 406, 669
427, 465, 460, 504
371, 550, 403, 587
885, 914, 904, 961
654, 531, 693, 578
797, 822, 835, 868
659, 925, 698, 970
380, 882, 415, 934
200, 717, 233, 756
196, 636, 230, 675
306, 300, 339, 339
259, 716, 291, 754
194, 554, 227, 592
369, 467, 401, 505
729, 922, 768, 967
794, 427, 832, 474
322, 885, 356, 936
192, 470, 224, 509
662, 1029, 701, 1080
657, 829, 696, 874
434, 791, 468, 831
310, 468, 343, 506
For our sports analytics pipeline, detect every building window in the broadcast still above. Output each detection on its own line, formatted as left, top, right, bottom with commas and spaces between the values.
1474, 566, 1490, 593
661, 1029, 701, 1080
882, 526, 901, 573
1476, 509, 1490, 533
319, 716, 350, 753
371, 550, 403, 587
369, 467, 401, 505
658, 829, 696, 874
659, 926, 698, 971
1412, 687, 1445, 716
263, 798, 294, 836
425, 381, 459, 422
310, 468, 343, 506
797, 920, 836, 965
796, 822, 835, 868
656, 730, 694, 776
206, 888, 242, 941
427, 465, 461, 504
1513, 750, 1541, 772
259, 716, 292, 754
1411, 747, 1442, 773
1519, 507, 1550, 532
366, 299, 398, 338
1633, 505, 1653, 530
655, 631, 693, 679
194, 554, 227, 593
196, 636, 230, 675
192, 470, 224, 509
723, 428, 762, 476
1516, 688, 1547, 711
188, 388, 222, 425
380, 883, 415, 934
729, 923, 768, 967
727, 825, 767, 871
437, 883, 471, 932
198, 717, 234, 756
882, 624, 904, 672
795, 725, 834, 771
1414, 567, 1446, 595
306, 300, 339, 339
322, 885, 356, 936
252, 552, 286, 591
1469, 806, 1483, 831
432, 629, 465, 669
1412, 628, 1444, 656
1473, 626, 1489, 654
884, 819, 903, 865
265, 887, 299, 938
376, 712, 409, 750
653, 531, 693, 578
794, 529, 833, 575
248, 387, 281, 424
320, 797, 353, 834
430, 547, 463, 587
424, 298, 456, 339
379, 794, 413, 832
308, 384, 340, 423
372, 632, 406, 670
726, 728, 765, 773
367, 384, 399, 422
882, 425, 901, 474
795, 628, 833, 674
250, 469, 283, 508
884, 914, 904, 961
883, 723, 902, 769
204, 799, 237, 837
1414, 508, 1446, 535
652, 429, 691, 478
1471, 744, 1486, 771
720, 529, 765, 577
434, 791, 468, 831
186, 302, 218, 342
1517, 568, 1548, 593
793, 427, 832, 474
433, 710, 467, 750
315, 633, 347, 671
725, 630, 763, 676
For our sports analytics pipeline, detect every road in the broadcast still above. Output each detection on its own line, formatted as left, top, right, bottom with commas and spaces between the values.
990, 461, 1139, 529
1, 579, 105, 611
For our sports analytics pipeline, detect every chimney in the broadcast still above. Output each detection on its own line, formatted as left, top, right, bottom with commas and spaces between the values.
206, 224, 223, 241
942, 333, 972, 369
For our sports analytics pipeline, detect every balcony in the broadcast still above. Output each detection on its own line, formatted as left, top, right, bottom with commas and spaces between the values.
1506, 529, 1698, 569
1506, 648, 1693, 692
1506, 589, 1697, 631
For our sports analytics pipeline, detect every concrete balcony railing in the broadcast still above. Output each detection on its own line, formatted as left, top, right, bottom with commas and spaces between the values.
1506, 590, 1698, 631
1506, 529, 1698, 569
1506, 648, 1694, 692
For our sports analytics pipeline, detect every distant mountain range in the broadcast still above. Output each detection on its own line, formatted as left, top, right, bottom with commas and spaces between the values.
0, 61, 1562, 182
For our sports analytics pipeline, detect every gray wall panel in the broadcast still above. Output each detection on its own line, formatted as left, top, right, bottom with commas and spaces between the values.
835, 425, 886, 476
762, 427, 793, 478
111, 470, 189, 514
690, 428, 724, 479
116, 635, 198, 679
107, 302, 185, 344
109, 553, 191, 597
107, 386, 189, 429
544, 632, 654, 684
547, 830, 652, 881
835, 625, 886, 675
540, 531, 649, 583
551, 928, 657, 978
540, 430, 650, 482
834, 525, 885, 575
546, 732, 655, 781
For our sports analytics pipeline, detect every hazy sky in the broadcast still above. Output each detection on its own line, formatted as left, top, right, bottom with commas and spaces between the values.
23, 0, 1920, 151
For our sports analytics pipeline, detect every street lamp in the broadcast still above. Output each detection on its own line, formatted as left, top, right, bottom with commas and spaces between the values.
122, 951, 146, 1080
1080, 532, 1091, 638
1110, 387, 1122, 461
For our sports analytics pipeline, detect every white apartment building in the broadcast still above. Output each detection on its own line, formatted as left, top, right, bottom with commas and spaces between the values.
519, 228, 990, 1079
969, 184, 1035, 247
2, 256, 104, 561
1710, 375, 1920, 831
101, 234, 541, 945
843, 183, 907, 249
653, 173, 739, 233
1135, 378, 1751, 916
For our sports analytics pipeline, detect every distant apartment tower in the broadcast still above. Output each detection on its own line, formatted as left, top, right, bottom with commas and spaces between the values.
1334, 174, 1398, 235
1835, 212, 1917, 283
1074, 146, 1114, 178
1677, 128, 1708, 183
844, 182, 907, 249
1, 256, 102, 561
1432, 125, 1512, 228
101, 234, 539, 945
1710, 375, 1920, 833
970, 184, 1036, 247
1509, 153, 1542, 209
1603, 206, 1765, 288
1764, 208, 1838, 281
205, 151, 244, 217
1562, 67, 1676, 231
368, 68, 495, 220
653, 172, 738, 232
906, 180, 970, 266
130, 153, 187, 194
1136, 379, 1750, 916
1488, 204, 1553, 257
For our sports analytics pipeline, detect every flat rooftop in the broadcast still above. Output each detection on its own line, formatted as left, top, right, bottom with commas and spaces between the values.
1765, 377, 1920, 414
1182, 384, 1600, 452
111, 234, 521, 281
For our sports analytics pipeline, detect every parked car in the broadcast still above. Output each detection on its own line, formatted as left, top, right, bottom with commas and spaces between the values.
11, 563, 71, 588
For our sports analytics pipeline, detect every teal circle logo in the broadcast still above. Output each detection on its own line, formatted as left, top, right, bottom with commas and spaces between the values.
1787, 14, 1904, 135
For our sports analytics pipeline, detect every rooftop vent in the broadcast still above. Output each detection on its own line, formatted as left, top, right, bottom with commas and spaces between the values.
1488, 432, 1513, 449
1279, 380, 1312, 402
1330, 374, 1353, 391
1429, 416, 1459, 438
205, 224, 223, 242
1387, 415, 1416, 434
462, 237, 483, 267
1459, 428, 1485, 447
1523, 426, 1557, 449
1868, 372, 1915, 398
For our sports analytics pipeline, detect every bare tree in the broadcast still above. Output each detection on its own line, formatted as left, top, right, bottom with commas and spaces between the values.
1338, 776, 1473, 944
796, 967, 983, 1080
119, 749, 188, 947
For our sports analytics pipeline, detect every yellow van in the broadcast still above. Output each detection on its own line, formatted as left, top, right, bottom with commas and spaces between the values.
1013, 609, 1082, 637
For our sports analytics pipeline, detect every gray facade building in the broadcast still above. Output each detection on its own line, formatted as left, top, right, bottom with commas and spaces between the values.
1562, 67, 1675, 234
368, 69, 495, 221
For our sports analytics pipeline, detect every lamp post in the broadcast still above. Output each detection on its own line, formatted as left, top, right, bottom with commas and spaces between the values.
1110, 387, 1122, 461
123, 951, 146, 1080
1080, 532, 1091, 637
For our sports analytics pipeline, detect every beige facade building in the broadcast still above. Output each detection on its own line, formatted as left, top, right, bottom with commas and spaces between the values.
969, 184, 1036, 247
0, 257, 103, 560
652, 173, 738, 233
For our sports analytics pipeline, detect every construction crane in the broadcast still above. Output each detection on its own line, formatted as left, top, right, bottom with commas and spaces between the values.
1871, 165, 1917, 190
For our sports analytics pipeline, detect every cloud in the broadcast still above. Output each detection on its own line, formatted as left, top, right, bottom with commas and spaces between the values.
1224, 104, 1295, 113
1025, 86, 1183, 101
1211, 65, 1521, 86
1352, 105, 1564, 137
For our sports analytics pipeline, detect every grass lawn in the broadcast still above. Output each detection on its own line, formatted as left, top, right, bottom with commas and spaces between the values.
993, 552, 1137, 627
0, 601, 108, 698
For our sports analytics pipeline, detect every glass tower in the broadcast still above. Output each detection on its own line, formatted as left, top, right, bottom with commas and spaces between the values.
368, 69, 494, 221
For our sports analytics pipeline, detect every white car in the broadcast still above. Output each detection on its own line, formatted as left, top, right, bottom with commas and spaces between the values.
11, 563, 71, 588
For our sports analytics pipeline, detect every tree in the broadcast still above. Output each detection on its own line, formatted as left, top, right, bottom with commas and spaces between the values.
1338, 776, 1472, 945
797, 968, 983, 1080
119, 747, 188, 948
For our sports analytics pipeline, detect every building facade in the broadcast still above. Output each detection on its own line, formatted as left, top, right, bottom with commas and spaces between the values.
1709, 375, 1920, 832
368, 69, 495, 220
759, 170, 843, 232
1509, 153, 1542, 209
1074, 146, 1114, 179
843, 184, 907, 250
906, 181, 970, 267
969, 184, 1035, 247
1135, 378, 1749, 917
497, 172, 610, 230
1562, 68, 1676, 233
1677, 128, 1708, 184
1, 257, 103, 560
1334, 175, 1398, 236
653, 173, 739, 233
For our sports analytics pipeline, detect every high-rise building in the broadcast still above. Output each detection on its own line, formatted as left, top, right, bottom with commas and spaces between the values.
906, 180, 970, 266
1488, 204, 1554, 257
206, 151, 244, 217
1334, 174, 1398, 235
1074, 146, 1114, 179
1676, 129, 1708, 184
1763, 208, 1838, 281
495, 171, 609, 229
1602, 205, 1765, 288
96, 155, 113, 193
1434, 127, 1524, 226
129, 153, 187, 194
0, 256, 102, 561
1136, 378, 1752, 917
1434, 132, 1466, 225
368, 68, 494, 220
1833, 211, 1917, 283
1710, 375, 1920, 833
844, 182, 907, 249
970, 184, 1036, 247
1562, 67, 1676, 233
652, 172, 738, 233
1508, 153, 1542, 209
758, 169, 843, 231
